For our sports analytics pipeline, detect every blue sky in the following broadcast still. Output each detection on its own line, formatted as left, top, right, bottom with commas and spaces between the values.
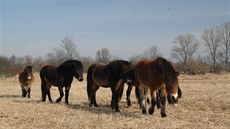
0, 0, 229, 60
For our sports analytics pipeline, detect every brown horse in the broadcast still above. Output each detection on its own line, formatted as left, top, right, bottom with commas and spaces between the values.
19, 66, 35, 98
40, 60, 84, 104
135, 57, 179, 117
87, 60, 133, 112
125, 66, 182, 107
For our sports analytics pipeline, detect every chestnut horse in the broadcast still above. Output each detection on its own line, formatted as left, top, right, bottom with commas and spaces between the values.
19, 66, 35, 98
87, 60, 132, 112
135, 57, 179, 117
40, 60, 84, 104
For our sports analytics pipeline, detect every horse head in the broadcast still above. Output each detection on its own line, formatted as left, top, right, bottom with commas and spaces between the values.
24, 66, 33, 80
120, 61, 133, 85
72, 60, 84, 82
165, 71, 179, 104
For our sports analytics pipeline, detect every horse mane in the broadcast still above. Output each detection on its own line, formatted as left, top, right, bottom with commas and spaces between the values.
109, 60, 131, 72
154, 57, 177, 82
57, 60, 75, 71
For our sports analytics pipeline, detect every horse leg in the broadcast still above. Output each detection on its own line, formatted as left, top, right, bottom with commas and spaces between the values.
65, 86, 71, 104
22, 87, 27, 98
27, 87, 31, 98
111, 85, 120, 112
159, 87, 167, 118
126, 85, 133, 107
45, 84, 53, 102
137, 85, 147, 114
47, 89, 52, 102
41, 81, 47, 102
149, 90, 157, 115
56, 86, 64, 103
91, 85, 99, 107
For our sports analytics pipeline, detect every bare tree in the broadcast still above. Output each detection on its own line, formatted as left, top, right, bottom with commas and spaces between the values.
143, 45, 161, 59
219, 22, 230, 71
54, 36, 80, 61
24, 55, 33, 66
171, 34, 199, 70
95, 48, 111, 63
202, 27, 222, 71
33, 56, 45, 72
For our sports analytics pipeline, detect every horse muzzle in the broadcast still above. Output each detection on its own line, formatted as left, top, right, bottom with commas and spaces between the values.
167, 93, 178, 104
77, 76, 84, 82
126, 79, 132, 85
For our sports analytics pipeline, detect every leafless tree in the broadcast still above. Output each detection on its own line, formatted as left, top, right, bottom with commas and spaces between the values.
95, 48, 111, 63
54, 36, 80, 61
143, 45, 161, 60
24, 55, 33, 66
33, 56, 45, 72
171, 34, 199, 70
201, 27, 222, 71
219, 22, 230, 71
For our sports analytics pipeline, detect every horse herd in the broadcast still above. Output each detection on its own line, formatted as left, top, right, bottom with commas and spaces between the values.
18, 57, 182, 118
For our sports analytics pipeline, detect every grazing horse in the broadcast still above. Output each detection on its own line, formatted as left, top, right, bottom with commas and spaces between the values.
87, 60, 132, 112
19, 66, 35, 98
125, 67, 182, 107
135, 57, 179, 117
40, 60, 84, 104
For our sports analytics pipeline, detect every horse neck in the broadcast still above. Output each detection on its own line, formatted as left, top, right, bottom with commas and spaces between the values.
57, 64, 74, 76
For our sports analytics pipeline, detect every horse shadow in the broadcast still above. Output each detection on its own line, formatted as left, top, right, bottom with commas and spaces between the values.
66, 102, 140, 118
0, 94, 21, 98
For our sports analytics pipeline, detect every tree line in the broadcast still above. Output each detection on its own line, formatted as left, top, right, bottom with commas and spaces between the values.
0, 22, 229, 77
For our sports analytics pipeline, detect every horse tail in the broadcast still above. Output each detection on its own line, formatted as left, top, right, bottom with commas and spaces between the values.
87, 65, 94, 101
135, 85, 141, 105
118, 83, 124, 102
40, 67, 47, 101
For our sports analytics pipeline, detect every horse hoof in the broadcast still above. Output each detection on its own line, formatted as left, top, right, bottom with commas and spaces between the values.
65, 102, 69, 105
56, 99, 61, 103
149, 107, 154, 115
115, 109, 120, 112
161, 112, 167, 118
142, 109, 147, 114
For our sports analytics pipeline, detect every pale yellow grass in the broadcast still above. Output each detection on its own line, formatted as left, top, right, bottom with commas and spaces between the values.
0, 73, 230, 129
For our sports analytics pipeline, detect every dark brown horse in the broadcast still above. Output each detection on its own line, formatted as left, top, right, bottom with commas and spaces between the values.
87, 60, 132, 112
40, 60, 84, 104
125, 66, 182, 107
135, 57, 179, 117
19, 66, 35, 98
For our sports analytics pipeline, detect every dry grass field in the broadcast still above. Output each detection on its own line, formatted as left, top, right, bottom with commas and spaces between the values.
0, 73, 230, 129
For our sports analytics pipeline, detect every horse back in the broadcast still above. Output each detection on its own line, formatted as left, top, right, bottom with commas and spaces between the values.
135, 60, 164, 89
40, 65, 58, 84
91, 63, 109, 87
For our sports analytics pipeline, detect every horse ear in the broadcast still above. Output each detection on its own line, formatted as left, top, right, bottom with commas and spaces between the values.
176, 71, 179, 76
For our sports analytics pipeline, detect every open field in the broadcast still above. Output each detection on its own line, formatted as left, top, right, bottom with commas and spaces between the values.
0, 73, 230, 129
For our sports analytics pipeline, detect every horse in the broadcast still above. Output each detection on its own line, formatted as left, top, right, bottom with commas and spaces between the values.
135, 57, 179, 117
125, 67, 182, 107
87, 60, 133, 112
40, 60, 84, 104
19, 66, 35, 98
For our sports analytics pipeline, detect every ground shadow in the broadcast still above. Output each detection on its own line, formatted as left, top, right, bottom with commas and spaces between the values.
66, 102, 141, 118
0, 94, 21, 98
